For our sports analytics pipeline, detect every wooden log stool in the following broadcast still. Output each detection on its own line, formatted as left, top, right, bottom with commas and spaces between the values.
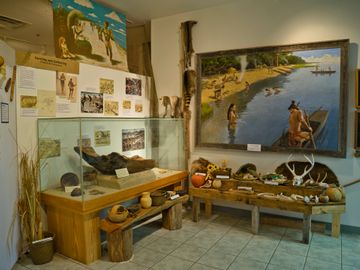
100, 195, 189, 262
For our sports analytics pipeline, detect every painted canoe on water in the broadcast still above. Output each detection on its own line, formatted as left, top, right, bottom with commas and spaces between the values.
272, 109, 329, 148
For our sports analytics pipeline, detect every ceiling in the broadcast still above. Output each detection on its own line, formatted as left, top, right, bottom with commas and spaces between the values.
0, 0, 237, 55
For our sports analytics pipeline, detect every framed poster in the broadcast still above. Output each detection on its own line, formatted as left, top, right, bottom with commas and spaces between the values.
196, 39, 349, 157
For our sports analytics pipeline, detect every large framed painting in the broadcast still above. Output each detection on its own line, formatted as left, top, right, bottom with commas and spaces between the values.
196, 39, 349, 157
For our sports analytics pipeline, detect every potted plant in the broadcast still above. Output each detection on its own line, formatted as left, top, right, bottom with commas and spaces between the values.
17, 151, 55, 265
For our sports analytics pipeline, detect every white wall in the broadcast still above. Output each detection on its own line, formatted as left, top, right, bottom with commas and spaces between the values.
0, 41, 19, 270
151, 0, 360, 227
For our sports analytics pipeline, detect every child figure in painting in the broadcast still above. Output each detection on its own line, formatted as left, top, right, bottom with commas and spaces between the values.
227, 103, 237, 143
102, 21, 114, 62
58, 37, 76, 59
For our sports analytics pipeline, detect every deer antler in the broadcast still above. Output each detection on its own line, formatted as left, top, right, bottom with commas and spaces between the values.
299, 154, 315, 179
285, 154, 297, 178
285, 154, 315, 186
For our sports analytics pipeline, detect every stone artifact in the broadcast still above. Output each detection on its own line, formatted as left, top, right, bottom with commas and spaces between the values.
74, 146, 155, 175
60, 172, 79, 188
70, 187, 83, 197
150, 190, 166, 206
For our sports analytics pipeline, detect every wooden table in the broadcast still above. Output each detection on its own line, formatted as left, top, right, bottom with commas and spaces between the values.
189, 186, 345, 244
41, 170, 187, 264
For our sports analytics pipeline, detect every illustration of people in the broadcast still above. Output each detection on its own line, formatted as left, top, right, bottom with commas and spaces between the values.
287, 100, 312, 147
59, 72, 66, 95
102, 21, 114, 61
68, 78, 76, 100
58, 36, 75, 59
245, 81, 250, 91
227, 103, 237, 143
72, 19, 86, 41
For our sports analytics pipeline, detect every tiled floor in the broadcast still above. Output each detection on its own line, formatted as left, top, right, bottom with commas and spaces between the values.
13, 206, 360, 270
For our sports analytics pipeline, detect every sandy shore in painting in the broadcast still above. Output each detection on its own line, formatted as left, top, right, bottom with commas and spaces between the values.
201, 65, 299, 104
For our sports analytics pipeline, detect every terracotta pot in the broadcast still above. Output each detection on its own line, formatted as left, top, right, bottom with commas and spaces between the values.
191, 174, 205, 187
140, 192, 152, 208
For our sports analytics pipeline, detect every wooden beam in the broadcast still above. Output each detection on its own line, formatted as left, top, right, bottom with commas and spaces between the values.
252, 206, 259, 234
303, 214, 311, 244
205, 199, 212, 218
331, 213, 341, 237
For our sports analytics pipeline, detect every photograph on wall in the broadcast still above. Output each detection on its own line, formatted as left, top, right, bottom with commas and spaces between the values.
104, 100, 119, 116
39, 138, 61, 159
100, 78, 114, 94
37, 90, 56, 117
135, 101, 143, 113
20, 95, 37, 116
94, 130, 110, 146
122, 128, 145, 152
125, 77, 141, 96
81, 91, 103, 113
122, 99, 131, 110
52, 0, 128, 71
1, 102, 9, 123
196, 40, 348, 157
56, 72, 78, 102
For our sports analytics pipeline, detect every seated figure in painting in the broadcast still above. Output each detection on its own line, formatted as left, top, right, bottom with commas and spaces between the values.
287, 100, 312, 147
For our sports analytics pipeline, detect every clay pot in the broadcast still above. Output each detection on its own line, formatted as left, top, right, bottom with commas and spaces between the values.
151, 190, 166, 206
212, 179, 222, 189
191, 174, 206, 187
326, 187, 342, 202
140, 192, 152, 208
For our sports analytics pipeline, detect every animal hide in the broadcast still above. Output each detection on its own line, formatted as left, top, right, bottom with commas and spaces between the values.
181, 20, 197, 68
183, 69, 196, 111
159, 96, 183, 118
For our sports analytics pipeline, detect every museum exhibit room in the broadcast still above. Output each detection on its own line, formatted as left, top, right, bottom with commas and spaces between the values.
1, 0, 360, 269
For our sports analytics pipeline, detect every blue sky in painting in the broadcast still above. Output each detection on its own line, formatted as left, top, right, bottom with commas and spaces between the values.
293, 48, 340, 60
53, 0, 126, 49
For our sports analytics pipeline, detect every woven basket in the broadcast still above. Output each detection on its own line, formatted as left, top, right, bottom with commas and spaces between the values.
29, 232, 55, 265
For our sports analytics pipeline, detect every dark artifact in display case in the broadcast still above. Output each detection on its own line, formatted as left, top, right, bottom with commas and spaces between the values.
74, 146, 156, 174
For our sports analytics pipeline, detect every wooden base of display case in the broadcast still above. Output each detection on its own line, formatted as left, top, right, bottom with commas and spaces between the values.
41, 170, 187, 264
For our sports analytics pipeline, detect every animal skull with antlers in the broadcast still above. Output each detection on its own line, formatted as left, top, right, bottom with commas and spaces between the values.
286, 154, 315, 186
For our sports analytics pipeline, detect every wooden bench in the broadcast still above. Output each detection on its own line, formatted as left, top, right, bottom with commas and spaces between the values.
190, 187, 345, 244
100, 195, 189, 262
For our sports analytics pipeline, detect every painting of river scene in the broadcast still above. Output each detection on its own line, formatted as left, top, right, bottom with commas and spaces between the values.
196, 40, 348, 157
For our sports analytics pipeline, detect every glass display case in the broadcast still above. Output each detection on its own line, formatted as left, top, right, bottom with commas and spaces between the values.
38, 117, 186, 203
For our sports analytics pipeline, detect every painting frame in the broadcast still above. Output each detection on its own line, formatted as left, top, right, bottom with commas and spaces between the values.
356, 69, 360, 108
355, 111, 360, 150
196, 39, 349, 157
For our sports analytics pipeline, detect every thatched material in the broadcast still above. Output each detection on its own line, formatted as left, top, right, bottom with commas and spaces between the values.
18, 151, 42, 252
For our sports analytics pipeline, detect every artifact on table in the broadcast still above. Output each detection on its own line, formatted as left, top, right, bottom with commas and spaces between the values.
275, 154, 339, 186
191, 174, 206, 187
70, 187, 83, 197
108, 205, 128, 223
150, 190, 167, 206
325, 186, 343, 202
74, 146, 155, 175
140, 192, 152, 209
233, 163, 259, 180
60, 172, 79, 188
126, 204, 140, 216
212, 179, 222, 189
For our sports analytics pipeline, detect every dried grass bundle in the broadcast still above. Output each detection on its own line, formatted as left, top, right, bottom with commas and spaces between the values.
17, 151, 42, 252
